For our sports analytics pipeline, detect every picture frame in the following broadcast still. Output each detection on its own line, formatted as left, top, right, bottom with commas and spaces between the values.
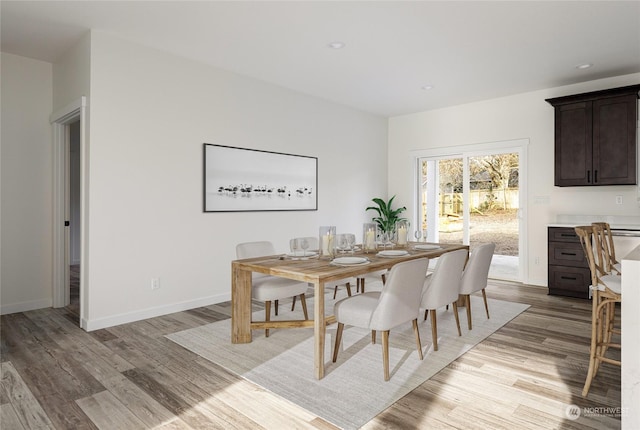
203, 143, 318, 212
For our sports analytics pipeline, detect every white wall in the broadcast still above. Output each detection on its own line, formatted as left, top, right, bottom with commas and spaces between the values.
83, 32, 387, 329
388, 73, 640, 286
0, 53, 54, 313
53, 33, 91, 113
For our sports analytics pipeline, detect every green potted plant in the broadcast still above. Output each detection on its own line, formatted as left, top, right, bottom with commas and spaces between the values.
366, 195, 407, 233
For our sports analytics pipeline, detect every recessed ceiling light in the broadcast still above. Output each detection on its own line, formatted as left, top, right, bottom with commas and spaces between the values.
576, 63, 593, 70
421, 85, 434, 91
327, 41, 346, 49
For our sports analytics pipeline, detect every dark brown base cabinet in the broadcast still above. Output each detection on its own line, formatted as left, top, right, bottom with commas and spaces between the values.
548, 227, 591, 299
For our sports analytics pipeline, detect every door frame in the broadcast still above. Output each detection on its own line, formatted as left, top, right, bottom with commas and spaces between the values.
51, 96, 88, 328
411, 138, 529, 282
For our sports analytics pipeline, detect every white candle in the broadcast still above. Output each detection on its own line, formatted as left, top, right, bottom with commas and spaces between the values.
322, 233, 334, 255
397, 226, 407, 245
365, 229, 375, 249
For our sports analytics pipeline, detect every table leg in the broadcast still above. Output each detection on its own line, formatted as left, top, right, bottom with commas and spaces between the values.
314, 280, 325, 379
231, 264, 252, 343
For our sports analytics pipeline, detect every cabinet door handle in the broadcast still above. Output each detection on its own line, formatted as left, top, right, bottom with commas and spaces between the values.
561, 276, 577, 280
594, 170, 598, 183
587, 170, 591, 183
560, 252, 577, 256
560, 233, 575, 237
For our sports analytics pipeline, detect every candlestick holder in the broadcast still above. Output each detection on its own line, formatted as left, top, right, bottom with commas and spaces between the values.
319, 226, 336, 258
396, 220, 410, 247
362, 223, 377, 253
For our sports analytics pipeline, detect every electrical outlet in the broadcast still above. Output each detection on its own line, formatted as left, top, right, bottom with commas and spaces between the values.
534, 256, 540, 265
615, 195, 623, 205
151, 278, 160, 290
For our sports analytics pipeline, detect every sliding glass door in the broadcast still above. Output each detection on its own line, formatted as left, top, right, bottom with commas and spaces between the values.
415, 142, 525, 281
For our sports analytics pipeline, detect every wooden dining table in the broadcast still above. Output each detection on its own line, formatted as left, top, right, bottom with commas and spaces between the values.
231, 242, 469, 380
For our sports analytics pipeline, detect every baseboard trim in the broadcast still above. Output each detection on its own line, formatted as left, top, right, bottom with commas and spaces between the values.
1, 298, 53, 315
83, 292, 231, 331
526, 278, 548, 287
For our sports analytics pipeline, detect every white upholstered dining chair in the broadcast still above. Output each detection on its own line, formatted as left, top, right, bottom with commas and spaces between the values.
236, 241, 309, 337
332, 258, 429, 381
459, 243, 495, 330
419, 249, 467, 351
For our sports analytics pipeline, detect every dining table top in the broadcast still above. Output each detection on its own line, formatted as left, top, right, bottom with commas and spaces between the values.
231, 242, 469, 283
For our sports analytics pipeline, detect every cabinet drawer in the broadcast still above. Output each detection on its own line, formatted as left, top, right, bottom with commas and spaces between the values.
548, 265, 591, 297
548, 227, 580, 243
548, 242, 588, 267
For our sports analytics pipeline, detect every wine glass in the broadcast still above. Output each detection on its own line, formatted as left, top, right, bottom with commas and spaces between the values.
346, 234, 356, 254
388, 229, 396, 249
301, 238, 309, 256
380, 232, 389, 249
290, 238, 299, 256
338, 235, 348, 254
414, 230, 422, 242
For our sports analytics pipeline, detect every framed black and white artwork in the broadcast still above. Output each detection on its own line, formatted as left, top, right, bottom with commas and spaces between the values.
203, 143, 318, 212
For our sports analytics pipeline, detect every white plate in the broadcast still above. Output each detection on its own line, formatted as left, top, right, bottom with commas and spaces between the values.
414, 244, 441, 250
377, 250, 409, 257
332, 257, 368, 265
286, 252, 318, 258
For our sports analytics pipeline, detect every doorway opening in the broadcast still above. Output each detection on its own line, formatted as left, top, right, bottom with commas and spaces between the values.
67, 120, 81, 320
51, 97, 86, 328
413, 139, 528, 282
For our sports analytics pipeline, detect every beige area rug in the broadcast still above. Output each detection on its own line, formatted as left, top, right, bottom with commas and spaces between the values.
167, 292, 529, 430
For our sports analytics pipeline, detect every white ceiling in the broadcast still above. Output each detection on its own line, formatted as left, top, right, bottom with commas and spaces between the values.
2, 1, 639, 117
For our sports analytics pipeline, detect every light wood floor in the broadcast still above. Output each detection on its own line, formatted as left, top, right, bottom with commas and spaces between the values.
1, 281, 621, 429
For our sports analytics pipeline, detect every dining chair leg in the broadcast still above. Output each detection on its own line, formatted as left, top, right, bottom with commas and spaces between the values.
371, 330, 376, 344
452, 301, 462, 336
299, 294, 309, 320
382, 330, 390, 381
346, 282, 352, 297
332, 323, 344, 363
423, 308, 429, 321
333, 286, 338, 300
381, 273, 386, 285
430, 310, 438, 351
481, 288, 490, 319
291, 295, 296, 311
465, 294, 473, 330
274, 299, 279, 316
413, 319, 423, 360
265, 300, 271, 338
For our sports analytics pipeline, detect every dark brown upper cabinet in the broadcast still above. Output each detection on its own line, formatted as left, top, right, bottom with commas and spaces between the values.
546, 85, 640, 187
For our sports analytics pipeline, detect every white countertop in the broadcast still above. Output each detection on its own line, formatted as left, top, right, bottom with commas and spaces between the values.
551, 215, 640, 231
548, 223, 640, 230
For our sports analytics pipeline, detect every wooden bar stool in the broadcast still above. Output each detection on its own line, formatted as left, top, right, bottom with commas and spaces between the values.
592, 222, 621, 274
575, 226, 621, 397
